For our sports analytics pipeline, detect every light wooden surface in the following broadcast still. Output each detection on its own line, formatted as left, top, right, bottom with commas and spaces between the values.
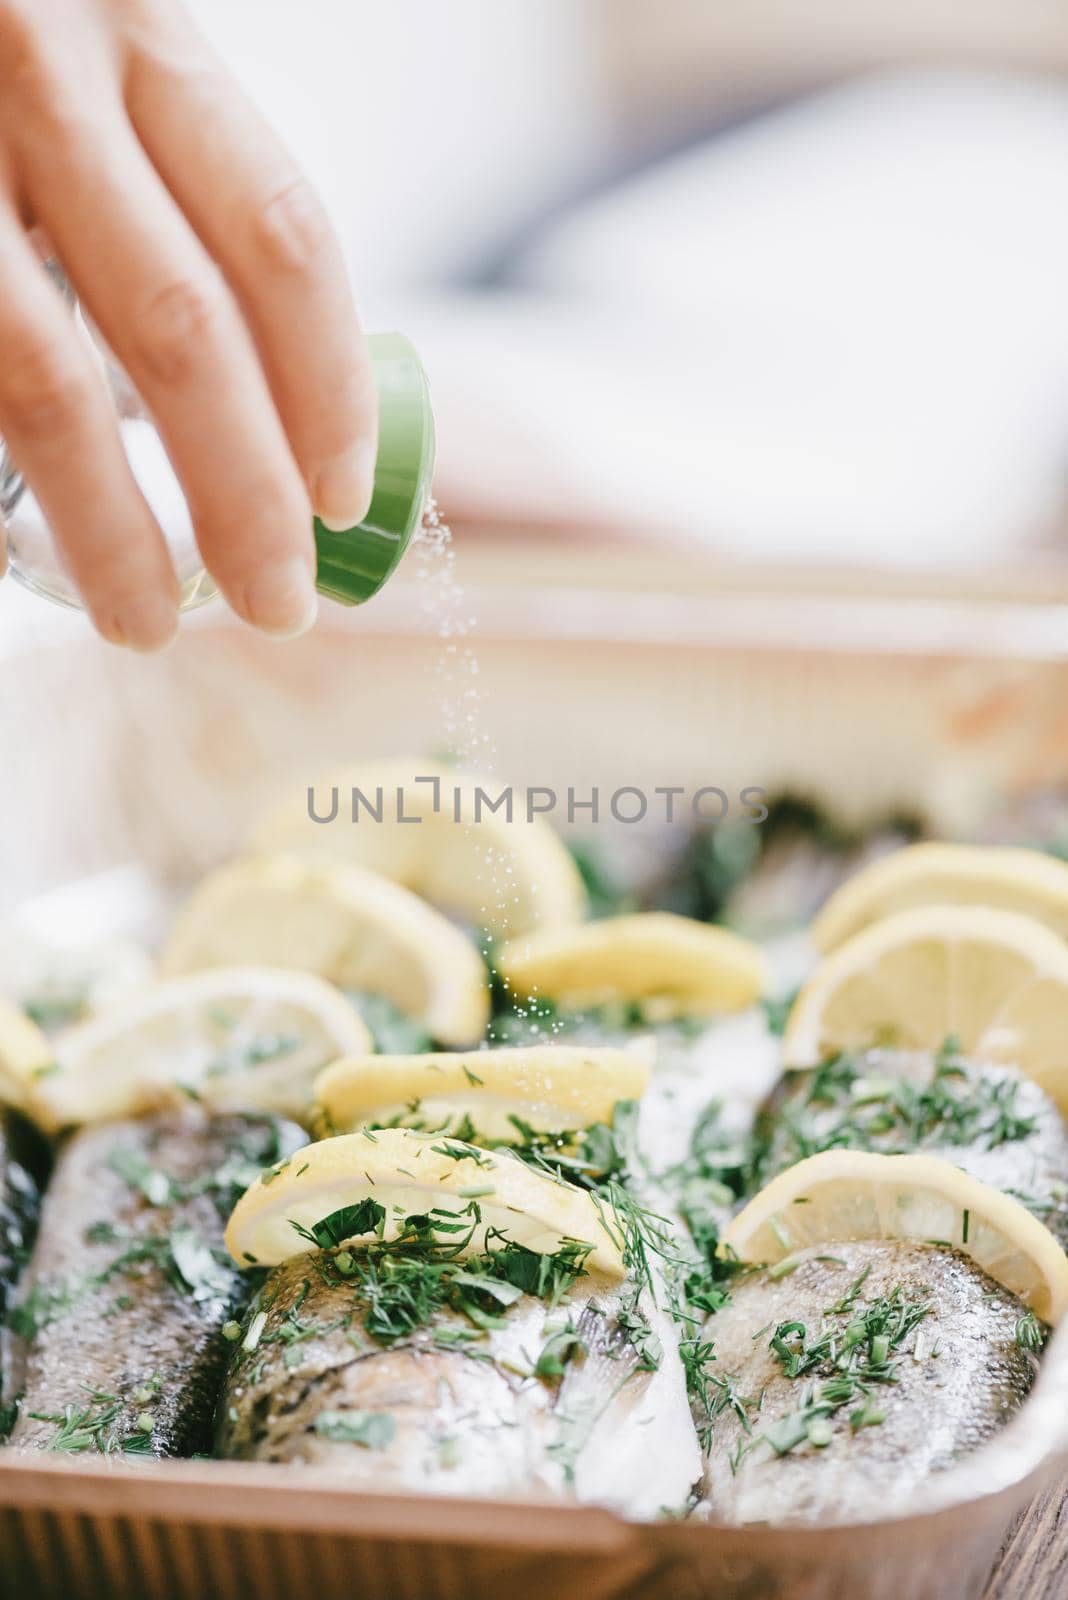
985, 1484, 1068, 1597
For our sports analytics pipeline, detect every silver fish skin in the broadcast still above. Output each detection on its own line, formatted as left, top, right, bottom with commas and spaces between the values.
474, 1012, 774, 1506
0, 1111, 46, 1432
217, 1248, 699, 1519
754, 1049, 1068, 1241
700, 1240, 1038, 1527
5, 1109, 302, 1458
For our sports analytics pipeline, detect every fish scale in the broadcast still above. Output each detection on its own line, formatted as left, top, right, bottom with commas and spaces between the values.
699, 1239, 1038, 1526
4, 1109, 303, 1458
753, 1048, 1068, 1243
0, 1111, 47, 1431
217, 1248, 700, 1519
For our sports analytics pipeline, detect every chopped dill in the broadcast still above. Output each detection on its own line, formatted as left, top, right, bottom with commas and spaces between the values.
245, 1201, 596, 1354
534, 1321, 588, 1380
749, 1039, 1040, 1191
314, 1409, 396, 1449
203, 1032, 300, 1078
28, 1385, 159, 1456
736, 1278, 931, 1463
1015, 1310, 1046, 1352
345, 993, 433, 1055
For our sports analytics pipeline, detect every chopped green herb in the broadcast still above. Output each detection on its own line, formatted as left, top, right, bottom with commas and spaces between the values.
749, 1040, 1040, 1196
430, 1142, 493, 1168
294, 1198, 386, 1250
741, 1279, 931, 1462
242, 1310, 268, 1353
346, 993, 433, 1055
534, 1323, 587, 1380
1015, 1310, 1045, 1352
313, 1410, 396, 1449
168, 1228, 234, 1303
762, 993, 798, 1037
28, 1386, 157, 1456
204, 1032, 300, 1078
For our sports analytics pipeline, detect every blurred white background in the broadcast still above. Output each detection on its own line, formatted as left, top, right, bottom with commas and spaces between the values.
6, 0, 1068, 668
186, 0, 614, 297
7, 1, 1068, 907
180, 0, 1068, 574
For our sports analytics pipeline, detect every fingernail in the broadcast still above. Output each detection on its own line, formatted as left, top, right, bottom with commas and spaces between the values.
314, 438, 377, 532
99, 593, 180, 653
242, 555, 318, 637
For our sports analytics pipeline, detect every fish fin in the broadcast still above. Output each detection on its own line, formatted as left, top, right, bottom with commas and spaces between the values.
557, 1301, 641, 1405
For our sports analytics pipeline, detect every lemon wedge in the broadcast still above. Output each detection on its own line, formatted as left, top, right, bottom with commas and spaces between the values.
27, 968, 371, 1131
161, 855, 490, 1048
813, 842, 1068, 954
721, 1149, 1068, 1323
314, 1045, 651, 1140
0, 998, 52, 1110
783, 904, 1068, 1115
496, 913, 767, 1018
250, 760, 588, 939
224, 1126, 625, 1275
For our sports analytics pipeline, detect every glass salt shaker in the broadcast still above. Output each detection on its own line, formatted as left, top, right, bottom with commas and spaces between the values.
0, 264, 435, 613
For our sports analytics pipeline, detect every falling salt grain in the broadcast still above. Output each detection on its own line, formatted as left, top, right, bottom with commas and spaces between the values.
413, 502, 551, 1037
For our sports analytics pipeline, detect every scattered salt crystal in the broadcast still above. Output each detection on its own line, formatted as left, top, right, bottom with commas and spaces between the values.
414, 500, 555, 1035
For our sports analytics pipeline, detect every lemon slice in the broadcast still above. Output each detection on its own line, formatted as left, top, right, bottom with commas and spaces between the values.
26, 968, 372, 1131
315, 1045, 651, 1140
721, 1149, 1068, 1323
0, 926, 155, 1031
224, 1126, 625, 1275
783, 904, 1068, 1114
812, 842, 1068, 954
251, 760, 588, 939
161, 855, 490, 1048
496, 913, 767, 1018
0, 999, 52, 1110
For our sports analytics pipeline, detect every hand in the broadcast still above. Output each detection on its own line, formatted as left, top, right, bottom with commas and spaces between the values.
0, 0, 376, 648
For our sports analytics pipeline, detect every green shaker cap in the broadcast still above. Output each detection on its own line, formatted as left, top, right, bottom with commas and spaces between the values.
314, 332, 435, 605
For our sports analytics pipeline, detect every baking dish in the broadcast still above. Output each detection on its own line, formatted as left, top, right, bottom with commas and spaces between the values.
2, 536, 1067, 1597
